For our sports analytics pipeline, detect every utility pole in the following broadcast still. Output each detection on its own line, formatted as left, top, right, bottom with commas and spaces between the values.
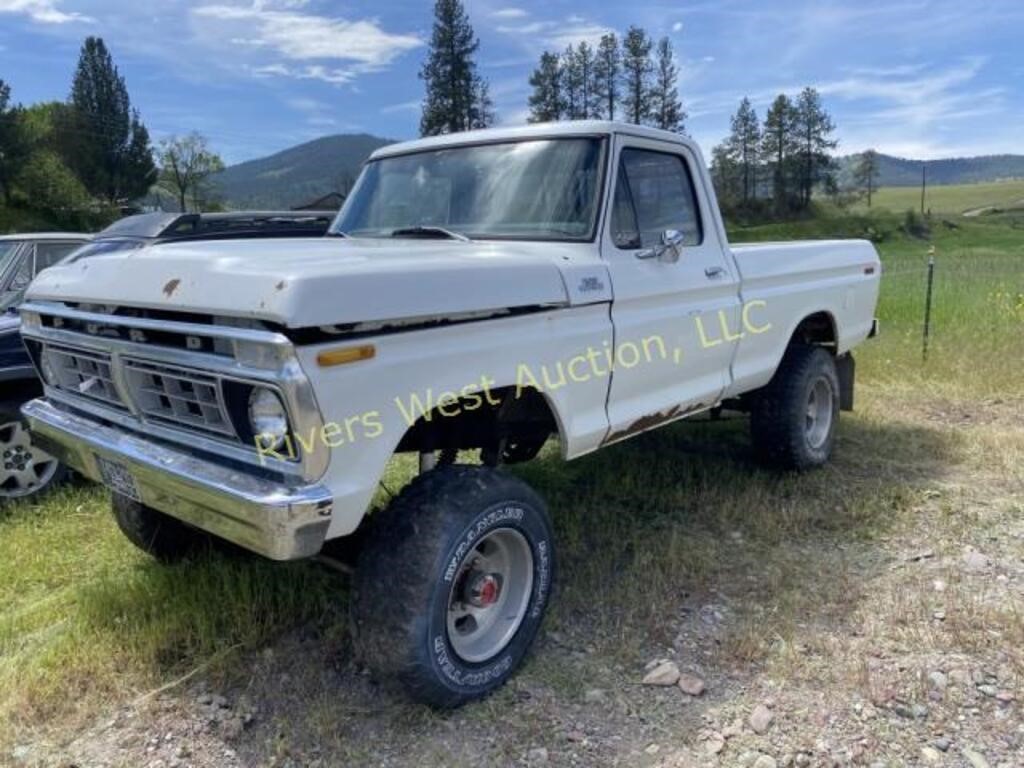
920, 163, 927, 215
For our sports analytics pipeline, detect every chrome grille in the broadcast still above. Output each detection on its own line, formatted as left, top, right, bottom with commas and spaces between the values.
123, 359, 235, 438
45, 346, 126, 409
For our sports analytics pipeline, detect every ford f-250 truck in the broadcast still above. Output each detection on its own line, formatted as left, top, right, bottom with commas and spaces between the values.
20, 122, 880, 707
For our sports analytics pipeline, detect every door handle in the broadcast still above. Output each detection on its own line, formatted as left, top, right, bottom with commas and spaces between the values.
705, 266, 726, 279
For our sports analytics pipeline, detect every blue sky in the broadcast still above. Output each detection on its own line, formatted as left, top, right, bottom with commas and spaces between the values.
1, 0, 1021, 164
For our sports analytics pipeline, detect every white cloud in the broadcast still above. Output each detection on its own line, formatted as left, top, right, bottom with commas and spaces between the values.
380, 99, 421, 115
491, 8, 528, 20
495, 15, 611, 50
192, 2, 421, 84
0, 0, 92, 24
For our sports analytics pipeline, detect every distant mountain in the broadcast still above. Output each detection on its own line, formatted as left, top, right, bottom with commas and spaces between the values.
837, 152, 1024, 188
213, 134, 1024, 209
212, 133, 393, 210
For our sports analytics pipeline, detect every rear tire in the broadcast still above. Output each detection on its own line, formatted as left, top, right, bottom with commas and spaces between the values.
751, 345, 839, 470
111, 492, 208, 562
351, 465, 555, 708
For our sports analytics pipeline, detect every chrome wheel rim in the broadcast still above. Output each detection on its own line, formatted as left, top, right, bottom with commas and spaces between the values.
0, 420, 59, 499
805, 378, 834, 450
446, 527, 534, 664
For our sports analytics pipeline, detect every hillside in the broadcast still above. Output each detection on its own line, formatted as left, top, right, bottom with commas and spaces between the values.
212, 133, 393, 210
837, 152, 1024, 187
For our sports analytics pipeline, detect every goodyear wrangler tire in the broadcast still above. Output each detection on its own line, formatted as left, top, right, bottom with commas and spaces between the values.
111, 492, 209, 562
751, 345, 840, 470
351, 465, 555, 708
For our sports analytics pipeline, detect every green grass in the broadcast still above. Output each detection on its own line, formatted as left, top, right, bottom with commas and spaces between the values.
1, 205, 1021, 748
862, 179, 1024, 216
0, 486, 343, 728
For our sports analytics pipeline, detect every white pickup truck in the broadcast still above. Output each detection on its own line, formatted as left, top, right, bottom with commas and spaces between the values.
20, 121, 879, 707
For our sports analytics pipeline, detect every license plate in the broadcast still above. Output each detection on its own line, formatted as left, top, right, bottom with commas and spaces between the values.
96, 456, 141, 502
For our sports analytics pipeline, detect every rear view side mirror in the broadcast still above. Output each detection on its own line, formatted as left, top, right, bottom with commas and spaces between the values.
636, 229, 685, 263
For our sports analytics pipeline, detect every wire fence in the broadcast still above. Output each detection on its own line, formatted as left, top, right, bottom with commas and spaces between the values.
878, 253, 1024, 361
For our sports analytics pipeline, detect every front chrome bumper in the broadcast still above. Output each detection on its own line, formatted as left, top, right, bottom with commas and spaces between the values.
23, 398, 333, 560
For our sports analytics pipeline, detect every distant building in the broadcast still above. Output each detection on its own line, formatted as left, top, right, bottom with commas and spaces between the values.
293, 192, 346, 211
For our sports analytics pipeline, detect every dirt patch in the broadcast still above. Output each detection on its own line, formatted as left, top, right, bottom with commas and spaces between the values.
9, 395, 1024, 768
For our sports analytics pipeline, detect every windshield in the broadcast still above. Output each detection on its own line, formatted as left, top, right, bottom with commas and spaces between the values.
59, 238, 146, 264
0, 242, 27, 310
0, 242, 24, 276
332, 137, 605, 241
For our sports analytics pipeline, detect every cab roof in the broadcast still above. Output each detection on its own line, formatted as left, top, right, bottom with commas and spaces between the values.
368, 120, 700, 160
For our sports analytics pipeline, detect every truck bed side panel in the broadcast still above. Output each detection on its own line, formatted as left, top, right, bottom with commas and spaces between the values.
725, 239, 880, 398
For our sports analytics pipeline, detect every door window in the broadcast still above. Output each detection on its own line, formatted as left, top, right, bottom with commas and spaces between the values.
612, 148, 703, 249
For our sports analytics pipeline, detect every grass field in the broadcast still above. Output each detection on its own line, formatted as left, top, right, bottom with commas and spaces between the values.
1, 199, 1022, 766
858, 179, 1024, 216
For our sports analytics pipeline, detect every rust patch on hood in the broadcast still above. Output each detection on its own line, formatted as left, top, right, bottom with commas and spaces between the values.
162, 278, 181, 298
602, 402, 706, 446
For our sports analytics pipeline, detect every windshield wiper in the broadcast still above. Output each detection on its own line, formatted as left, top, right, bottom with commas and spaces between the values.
390, 225, 471, 242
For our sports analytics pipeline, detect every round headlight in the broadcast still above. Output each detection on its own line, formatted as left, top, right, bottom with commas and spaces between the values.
248, 388, 289, 451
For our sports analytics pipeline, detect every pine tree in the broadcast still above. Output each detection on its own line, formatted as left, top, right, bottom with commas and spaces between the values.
470, 77, 494, 129
761, 93, 798, 212
419, 0, 491, 136
727, 97, 761, 203
561, 45, 583, 119
593, 33, 620, 120
650, 37, 685, 132
574, 42, 597, 119
793, 87, 837, 208
528, 51, 563, 123
854, 149, 880, 207
68, 37, 156, 203
710, 143, 742, 209
621, 26, 653, 125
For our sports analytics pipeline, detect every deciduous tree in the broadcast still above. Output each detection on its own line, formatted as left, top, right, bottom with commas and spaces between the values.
0, 79, 31, 206
158, 133, 225, 213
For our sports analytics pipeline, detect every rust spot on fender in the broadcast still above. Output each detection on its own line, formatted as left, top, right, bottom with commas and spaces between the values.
602, 402, 706, 446
162, 278, 181, 298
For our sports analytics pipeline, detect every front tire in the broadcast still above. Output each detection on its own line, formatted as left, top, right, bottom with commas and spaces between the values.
751, 345, 840, 470
111, 492, 209, 562
351, 465, 555, 708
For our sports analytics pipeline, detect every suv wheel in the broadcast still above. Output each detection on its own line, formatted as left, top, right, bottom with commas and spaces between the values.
0, 404, 66, 502
751, 345, 840, 470
352, 465, 555, 708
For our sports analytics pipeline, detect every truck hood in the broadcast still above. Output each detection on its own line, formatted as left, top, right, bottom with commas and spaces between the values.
25, 237, 574, 328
